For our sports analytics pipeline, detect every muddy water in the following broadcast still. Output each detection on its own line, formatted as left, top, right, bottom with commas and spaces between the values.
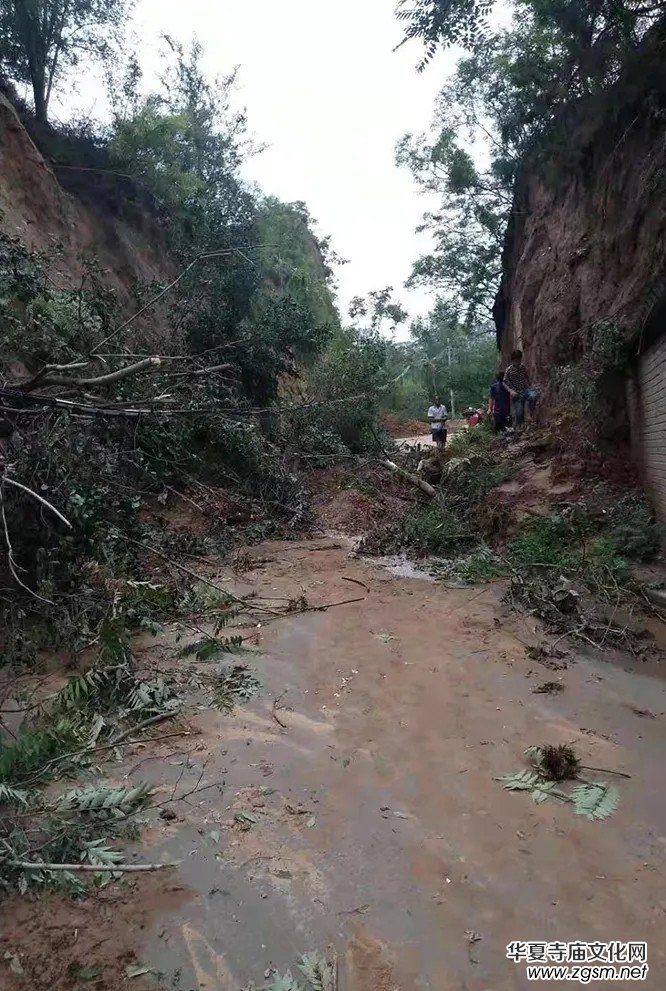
4, 537, 666, 991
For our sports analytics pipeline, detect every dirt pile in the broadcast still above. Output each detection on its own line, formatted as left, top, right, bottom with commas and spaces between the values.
380, 412, 426, 439
308, 463, 413, 536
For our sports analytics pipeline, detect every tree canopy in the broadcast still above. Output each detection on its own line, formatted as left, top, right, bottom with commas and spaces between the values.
0, 0, 131, 122
396, 0, 665, 323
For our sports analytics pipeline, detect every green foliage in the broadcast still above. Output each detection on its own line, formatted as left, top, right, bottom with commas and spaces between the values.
604, 496, 664, 562
509, 516, 578, 567
265, 975, 304, 991
570, 782, 620, 821
57, 783, 153, 815
403, 504, 474, 555
0, 0, 130, 122
298, 952, 336, 991
308, 327, 389, 453
438, 545, 507, 584
0, 783, 30, 807
179, 635, 245, 662
213, 664, 260, 712
58, 662, 179, 722
263, 952, 337, 991
396, 2, 664, 323
501, 747, 621, 821
0, 720, 82, 784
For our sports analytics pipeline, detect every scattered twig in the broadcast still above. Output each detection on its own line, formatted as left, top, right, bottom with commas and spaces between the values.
2, 475, 72, 528
118, 534, 283, 616
271, 694, 288, 730
341, 575, 370, 593
579, 764, 631, 779
108, 711, 178, 747
6, 860, 171, 873
311, 595, 366, 611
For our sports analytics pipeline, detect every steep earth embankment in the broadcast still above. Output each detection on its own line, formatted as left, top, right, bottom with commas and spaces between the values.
495, 28, 666, 392
0, 92, 175, 351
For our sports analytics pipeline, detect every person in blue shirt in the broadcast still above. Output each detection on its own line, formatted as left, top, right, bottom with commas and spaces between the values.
489, 370, 512, 432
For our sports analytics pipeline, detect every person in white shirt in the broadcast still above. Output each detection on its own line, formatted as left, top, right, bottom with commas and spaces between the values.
427, 396, 449, 448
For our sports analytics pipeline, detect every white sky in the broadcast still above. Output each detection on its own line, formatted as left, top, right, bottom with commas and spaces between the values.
55, 0, 457, 329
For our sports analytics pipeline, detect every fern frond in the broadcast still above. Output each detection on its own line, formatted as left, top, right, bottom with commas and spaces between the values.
500, 769, 541, 791
81, 839, 124, 866
0, 783, 30, 806
213, 664, 259, 712
571, 782, 620, 821
180, 636, 245, 663
298, 951, 336, 991
57, 782, 153, 815
264, 972, 304, 991
524, 746, 544, 767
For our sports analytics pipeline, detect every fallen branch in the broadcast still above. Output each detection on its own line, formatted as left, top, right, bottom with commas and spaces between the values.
381, 459, 437, 499
312, 595, 366, 611
1, 496, 53, 605
272, 695, 288, 730
2, 475, 72, 528
120, 533, 283, 616
341, 575, 370, 593
18, 711, 180, 785
108, 711, 177, 746
6, 860, 172, 873
34, 356, 161, 390
91, 250, 236, 354
163, 363, 235, 379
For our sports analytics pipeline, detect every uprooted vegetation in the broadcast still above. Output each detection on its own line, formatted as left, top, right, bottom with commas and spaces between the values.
0, 573, 275, 894
500, 744, 626, 823
359, 420, 665, 654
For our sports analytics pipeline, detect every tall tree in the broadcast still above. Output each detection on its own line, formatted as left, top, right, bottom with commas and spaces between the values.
0, 0, 131, 123
396, 0, 666, 321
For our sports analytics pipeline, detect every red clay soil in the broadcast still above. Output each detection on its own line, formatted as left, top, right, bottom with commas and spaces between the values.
380, 412, 427, 439
307, 464, 413, 535
0, 876, 189, 990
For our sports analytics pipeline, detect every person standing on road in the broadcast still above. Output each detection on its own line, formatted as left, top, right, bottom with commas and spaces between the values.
489, 370, 512, 432
427, 395, 449, 449
503, 349, 537, 427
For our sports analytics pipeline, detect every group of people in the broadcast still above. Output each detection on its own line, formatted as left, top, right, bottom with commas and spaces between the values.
488, 349, 538, 432
426, 349, 537, 448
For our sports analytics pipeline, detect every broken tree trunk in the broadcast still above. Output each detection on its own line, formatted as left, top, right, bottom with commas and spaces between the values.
382, 460, 437, 499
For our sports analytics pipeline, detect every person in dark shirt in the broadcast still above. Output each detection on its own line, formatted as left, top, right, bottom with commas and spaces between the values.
489, 370, 512, 432
503, 349, 537, 426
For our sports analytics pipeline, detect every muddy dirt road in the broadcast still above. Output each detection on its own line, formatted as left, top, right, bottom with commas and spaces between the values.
2, 537, 665, 990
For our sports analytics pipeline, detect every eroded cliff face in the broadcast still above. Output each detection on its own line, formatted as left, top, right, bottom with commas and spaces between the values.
495, 30, 666, 398
0, 92, 175, 351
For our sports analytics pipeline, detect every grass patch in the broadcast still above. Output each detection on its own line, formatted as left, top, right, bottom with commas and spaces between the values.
402, 504, 474, 556
445, 424, 494, 457
438, 546, 509, 585
508, 516, 579, 568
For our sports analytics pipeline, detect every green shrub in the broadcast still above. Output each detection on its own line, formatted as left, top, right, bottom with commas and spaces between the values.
402, 504, 474, 555
604, 497, 664, 562
446, 424, 494, 457
440, 545, 508, 585
509, 516, 577, 568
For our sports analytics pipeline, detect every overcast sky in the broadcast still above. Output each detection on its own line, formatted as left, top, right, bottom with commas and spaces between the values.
108, 0, 457, 329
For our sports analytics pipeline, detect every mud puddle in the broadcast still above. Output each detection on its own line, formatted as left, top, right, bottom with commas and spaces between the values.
1, 537, 666, 990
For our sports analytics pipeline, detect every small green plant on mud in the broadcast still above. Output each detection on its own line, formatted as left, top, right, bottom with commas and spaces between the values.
508, 516, 578, 568
438, 545, 508, 585
402, 504, 474, 555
